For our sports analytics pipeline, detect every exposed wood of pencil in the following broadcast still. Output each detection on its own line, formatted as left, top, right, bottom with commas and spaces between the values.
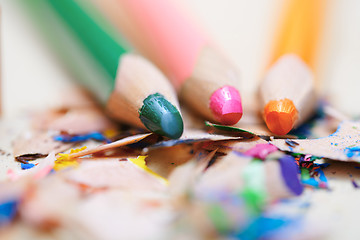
106, 54, 181, 127
64, 133, 152, 159
260, 55, 317, 128
180, 46, 241, 122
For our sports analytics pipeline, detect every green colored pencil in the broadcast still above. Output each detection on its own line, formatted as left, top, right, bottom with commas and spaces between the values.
36, 0, 184, 139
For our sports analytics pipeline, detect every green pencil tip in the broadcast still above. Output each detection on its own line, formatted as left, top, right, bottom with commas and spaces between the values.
139, 93, 183, 139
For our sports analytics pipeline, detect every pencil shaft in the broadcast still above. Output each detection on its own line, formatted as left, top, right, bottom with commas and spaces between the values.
270, 0, 325, 69
119, 0, 206, 89
48, 0, 127, 81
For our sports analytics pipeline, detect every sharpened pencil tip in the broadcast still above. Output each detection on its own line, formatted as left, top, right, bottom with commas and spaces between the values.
264, 99, 298, 135
209, 86, 243, 125
139, 93, 183, 139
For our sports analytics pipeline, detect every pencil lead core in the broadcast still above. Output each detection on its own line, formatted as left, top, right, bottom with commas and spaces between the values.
139, 93, 184, 139
209, 86, 243, 125
264, 99, 298, 135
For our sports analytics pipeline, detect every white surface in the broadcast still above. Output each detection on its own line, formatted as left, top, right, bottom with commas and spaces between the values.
1, 0, 74, 118
319, 0, 360, 116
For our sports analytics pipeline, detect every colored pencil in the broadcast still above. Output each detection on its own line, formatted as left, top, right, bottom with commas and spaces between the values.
43, 0, 183, 139
93, 0, 243, 125
259, 0, 325, 135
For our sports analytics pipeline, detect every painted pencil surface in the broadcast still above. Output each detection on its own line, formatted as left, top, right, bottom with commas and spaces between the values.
44, 0, 183, 139
95, 0, 243, 125
259, 0, 325, 135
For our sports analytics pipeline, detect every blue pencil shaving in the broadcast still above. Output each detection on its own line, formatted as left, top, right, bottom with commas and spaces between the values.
285, 140, 299, 148
316, 169, 328, 183
0, 199, 18, 226
345, 146, 360, 158
233, 215, 295, 240
21, 162, 36, 170
54, 132, 111, 143
302, 178, 327, 189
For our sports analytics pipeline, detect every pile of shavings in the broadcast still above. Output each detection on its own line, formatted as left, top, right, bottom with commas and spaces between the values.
3, 106, 357, 240
293, 154, 330, 189
1, 130, 312, 238
166, 145, 323, 240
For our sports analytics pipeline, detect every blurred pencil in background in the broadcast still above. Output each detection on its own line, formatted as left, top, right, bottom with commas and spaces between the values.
91, 0, 243, 126
259, 0, 325, 135
23, 0, 184, 139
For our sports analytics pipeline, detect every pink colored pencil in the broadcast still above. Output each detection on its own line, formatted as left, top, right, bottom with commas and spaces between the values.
93, 0, 243, 125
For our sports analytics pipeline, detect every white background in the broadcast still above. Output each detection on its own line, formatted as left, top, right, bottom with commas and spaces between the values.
1, 0, 360, 118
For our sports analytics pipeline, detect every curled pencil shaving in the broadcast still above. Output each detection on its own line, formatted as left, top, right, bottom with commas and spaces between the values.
128, 156, 168, 184
272, 121, 360, 162
54, 147, 87, 171
56, 133, 153, 160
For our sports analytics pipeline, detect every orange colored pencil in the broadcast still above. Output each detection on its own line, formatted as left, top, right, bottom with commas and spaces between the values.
259, 0, 325, 135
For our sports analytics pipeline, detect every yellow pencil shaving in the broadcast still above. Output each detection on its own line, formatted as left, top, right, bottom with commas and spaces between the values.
103, 129, 118, 138
54, 146, 87, 171
128, 156, 168, 185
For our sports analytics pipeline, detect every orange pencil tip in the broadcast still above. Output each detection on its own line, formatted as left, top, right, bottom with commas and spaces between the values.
264, 99, 298, 135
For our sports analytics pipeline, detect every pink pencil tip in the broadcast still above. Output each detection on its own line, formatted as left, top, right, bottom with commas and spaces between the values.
209, 86, 243, 125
